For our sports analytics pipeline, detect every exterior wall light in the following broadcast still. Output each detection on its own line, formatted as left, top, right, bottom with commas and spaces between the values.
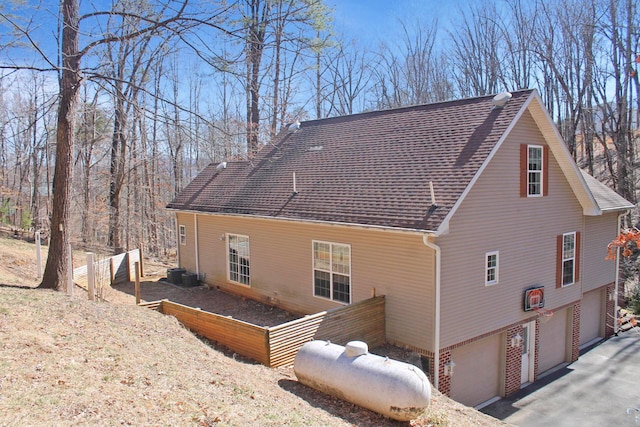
444, 360, 456, 377
511, 333, 523, 348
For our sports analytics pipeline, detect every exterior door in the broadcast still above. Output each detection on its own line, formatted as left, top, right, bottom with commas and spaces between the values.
521, 321, 535, 385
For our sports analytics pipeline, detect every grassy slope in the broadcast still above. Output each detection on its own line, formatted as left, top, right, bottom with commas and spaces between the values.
0, 236, 511, 426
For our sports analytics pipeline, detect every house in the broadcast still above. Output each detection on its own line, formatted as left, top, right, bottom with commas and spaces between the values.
167, 89, 634, 408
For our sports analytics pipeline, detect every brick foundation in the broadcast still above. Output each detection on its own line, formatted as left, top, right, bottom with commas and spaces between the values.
504, 325, 523, 396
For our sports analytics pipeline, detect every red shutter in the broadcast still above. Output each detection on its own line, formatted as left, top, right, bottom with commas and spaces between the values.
543, 146, 549, 196
556, 235, 563, 288
520, 144, 527, 197
575, 231, 581, 282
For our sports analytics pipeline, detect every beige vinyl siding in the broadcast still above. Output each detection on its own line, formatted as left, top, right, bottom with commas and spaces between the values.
186, 214, 436, 351
449, 333, 502, 407
176, 212, 197, 274
582, 213, 618, 291
537, 307, 569, 373
437, 111, 583, 348
580, 289, 603, 345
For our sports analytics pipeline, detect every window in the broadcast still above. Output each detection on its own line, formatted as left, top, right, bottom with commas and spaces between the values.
557, 232, 580, 288
313, 241, 351, 304
520, 144, 548, 197
486, 251, 499, 285
228, 234, 250, 285
528, 145, 543, 196
561, 233, 575, 286
179, 225, 186, 246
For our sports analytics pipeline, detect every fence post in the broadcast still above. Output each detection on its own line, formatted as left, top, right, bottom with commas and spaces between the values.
35, 231, 42, 279
67, 244, 73, 296
109, 257, 115, 285
134, 262, 140, 305
138, 245, 144, 278
87, 252, 95, 301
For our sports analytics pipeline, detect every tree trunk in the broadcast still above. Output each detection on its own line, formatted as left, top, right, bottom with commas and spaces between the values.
39, 0, 80, 290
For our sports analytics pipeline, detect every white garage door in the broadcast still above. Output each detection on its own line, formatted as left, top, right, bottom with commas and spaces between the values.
450, 333, 501, 407
580, 290, 603, 346
538, 307, 568, 374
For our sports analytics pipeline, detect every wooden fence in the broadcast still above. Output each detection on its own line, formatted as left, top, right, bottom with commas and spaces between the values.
73, 248, 142, 289
141, 295, 385, 368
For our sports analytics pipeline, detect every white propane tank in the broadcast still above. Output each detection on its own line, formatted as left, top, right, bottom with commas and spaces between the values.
293, 340, 431, 421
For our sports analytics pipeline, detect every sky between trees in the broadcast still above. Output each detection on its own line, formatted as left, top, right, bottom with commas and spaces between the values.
0, 0, 638, 284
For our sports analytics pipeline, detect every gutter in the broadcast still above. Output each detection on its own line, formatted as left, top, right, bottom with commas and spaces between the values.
166, 208, 438, 236
422, 234, 441, 390
614, 209, 631, 335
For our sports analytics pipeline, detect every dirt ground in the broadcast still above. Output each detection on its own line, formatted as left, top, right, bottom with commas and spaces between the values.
111, 276, 300, 327
0, 234, 511, 426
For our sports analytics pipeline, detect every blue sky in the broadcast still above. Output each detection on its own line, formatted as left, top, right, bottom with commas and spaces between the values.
329, 0, 473, 46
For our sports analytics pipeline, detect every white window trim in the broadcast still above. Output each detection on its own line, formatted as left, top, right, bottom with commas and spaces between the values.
227, 233, 251, 287
312, 240, 351, 304
485, 251, 499, 286
562, 232, 576, 287
179, 224, 186, 246
527, 144, 544, 197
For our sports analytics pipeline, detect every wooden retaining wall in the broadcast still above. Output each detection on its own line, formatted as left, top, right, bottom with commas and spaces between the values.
159, 300, 270, 365
267, 296, 386, 367
141, 295, 386, 368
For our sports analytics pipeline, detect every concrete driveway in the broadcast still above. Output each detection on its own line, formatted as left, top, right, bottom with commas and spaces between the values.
481, 330, 640, 427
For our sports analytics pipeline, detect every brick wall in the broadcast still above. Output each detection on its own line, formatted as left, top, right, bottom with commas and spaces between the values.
605, 283, 616, 337
570, 303, 581, 362
504, 325, 523, 396
534, 318, 541, 380
438, 350, 453, 396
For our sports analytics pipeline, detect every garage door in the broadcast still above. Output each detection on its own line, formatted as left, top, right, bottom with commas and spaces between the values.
538, 307, 568, 374
450, 333, 501, 407
580, 290, 603, 346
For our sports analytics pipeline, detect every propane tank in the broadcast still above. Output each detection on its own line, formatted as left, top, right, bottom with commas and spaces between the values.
294, 340, 431, 421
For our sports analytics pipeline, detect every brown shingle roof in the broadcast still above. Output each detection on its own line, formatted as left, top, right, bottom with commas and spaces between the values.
168, 90, 535, 231
580, 170, 635, 212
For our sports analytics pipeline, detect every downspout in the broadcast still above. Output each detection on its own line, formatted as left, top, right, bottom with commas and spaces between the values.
614, 209, 630, 335
194, 214, 200, 278
423, 234, 441, 390
176, 213, 181, 267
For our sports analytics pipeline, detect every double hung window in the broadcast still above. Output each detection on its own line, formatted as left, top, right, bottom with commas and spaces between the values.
527, 145, 543, 196
486, 251, 499, 286
313, 241, 351, 304
561, 232, 575, 286
228, 234, 250, 285
556, 231, 580, 288
179, 225, 186, 245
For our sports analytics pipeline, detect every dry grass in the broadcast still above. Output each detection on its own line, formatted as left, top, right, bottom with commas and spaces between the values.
0, 235, 512, 426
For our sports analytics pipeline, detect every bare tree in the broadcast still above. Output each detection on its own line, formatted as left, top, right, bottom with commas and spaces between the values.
592, 0, 638, 202
39, 0, 81, 290
324, 40, 373, 115
0, 0, 222, 289
373, 19, 452, 109
449, 1, 504, 97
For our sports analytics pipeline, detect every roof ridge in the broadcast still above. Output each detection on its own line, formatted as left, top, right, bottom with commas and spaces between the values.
295, 89, 535, 129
